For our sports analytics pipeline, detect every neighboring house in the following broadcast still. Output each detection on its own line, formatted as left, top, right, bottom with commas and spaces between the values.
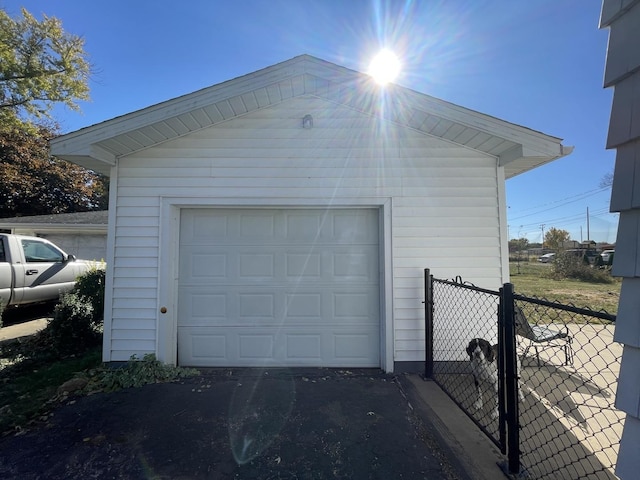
50, 55, 571, 372
600, 2, 640, 478
0, 210, 108, 260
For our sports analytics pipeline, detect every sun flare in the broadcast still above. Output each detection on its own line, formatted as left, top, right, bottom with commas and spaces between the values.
368, 49, 401, 85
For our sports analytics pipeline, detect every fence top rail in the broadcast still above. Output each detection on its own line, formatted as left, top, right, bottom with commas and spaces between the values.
432, 276, 500, 297
429, 273, 616, 322
512, 292, 616, 322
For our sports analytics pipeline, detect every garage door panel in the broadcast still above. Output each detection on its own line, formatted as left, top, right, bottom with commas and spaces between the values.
188, 333, 227, 360
238, 333, 274, 359
178, 208, 380, 367
180, 286, 378, 327
285, 252, 322, 278
334, 291, 376, 319
180, 212, 229, 242
334, 333, 377, 360
180, 245, 378, 284
286, 292, 322, 317
333, 250, 377, 280
285, 334, 322, 360
332, 211, 379, 242
179, 327, 379, 367
239, 253, 275, 279
238, 292, 276, 319
188, 292, 228, 321
179, 249, 227, 281
284, 213, 323, 240
239, 213, 277, 238
182, 210, 378, 246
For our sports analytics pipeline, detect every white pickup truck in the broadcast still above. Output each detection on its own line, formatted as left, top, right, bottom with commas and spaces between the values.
0, 234, 98, 308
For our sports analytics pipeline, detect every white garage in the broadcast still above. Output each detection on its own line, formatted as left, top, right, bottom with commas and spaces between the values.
177, 208, 381, 367
50, 55, 571, 372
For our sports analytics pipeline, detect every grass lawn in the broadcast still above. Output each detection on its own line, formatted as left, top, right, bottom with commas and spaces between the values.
0, 347, 102, 434
508, 260, 621, 315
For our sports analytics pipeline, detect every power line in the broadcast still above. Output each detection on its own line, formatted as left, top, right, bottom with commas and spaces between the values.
513, 207, 614, 229
508, 187, 610, 221
509, 186, 608, 214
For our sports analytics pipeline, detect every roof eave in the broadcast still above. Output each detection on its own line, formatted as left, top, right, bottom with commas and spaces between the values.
0, 224, 107, 234
50, 54, 571, 179
501, 145, 574, 179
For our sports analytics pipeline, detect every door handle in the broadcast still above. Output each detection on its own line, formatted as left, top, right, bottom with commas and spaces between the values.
26, 269, 39, 275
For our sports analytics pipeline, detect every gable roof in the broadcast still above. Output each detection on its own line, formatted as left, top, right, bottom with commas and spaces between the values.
50, 54, 572, 178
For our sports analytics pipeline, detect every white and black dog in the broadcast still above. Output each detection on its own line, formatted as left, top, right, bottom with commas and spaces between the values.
466, 338, 525, 419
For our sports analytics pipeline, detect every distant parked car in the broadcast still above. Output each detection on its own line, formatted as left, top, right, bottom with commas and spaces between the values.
600, 249, 615, 264
538, 253, 555, 263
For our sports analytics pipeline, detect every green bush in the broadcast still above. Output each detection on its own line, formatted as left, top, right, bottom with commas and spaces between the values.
549, 252, 613, 283
73, 268, 105, 325
34, 268, 106, 358
46, 292, 101, 356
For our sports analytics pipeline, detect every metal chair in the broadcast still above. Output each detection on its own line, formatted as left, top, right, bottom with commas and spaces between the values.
514, 306, 573, 366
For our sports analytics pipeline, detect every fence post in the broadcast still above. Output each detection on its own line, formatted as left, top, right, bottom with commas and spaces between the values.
497, 292, 506, 454
501, 282, 520, 474
424, 268, 434, 378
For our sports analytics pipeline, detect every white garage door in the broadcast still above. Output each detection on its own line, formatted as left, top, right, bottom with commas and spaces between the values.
177, 208, 380, 367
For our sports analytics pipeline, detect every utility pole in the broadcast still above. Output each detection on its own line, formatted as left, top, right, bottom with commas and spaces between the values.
540, 224, 545, 249
587, 207, 590, 242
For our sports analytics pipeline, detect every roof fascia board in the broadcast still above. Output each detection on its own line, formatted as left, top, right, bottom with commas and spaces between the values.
312, 80, 566, 158
499, 143, 574, 167
393, 86, 565, 156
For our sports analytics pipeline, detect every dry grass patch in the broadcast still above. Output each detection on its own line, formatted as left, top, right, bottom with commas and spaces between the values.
509, 261, 620, 315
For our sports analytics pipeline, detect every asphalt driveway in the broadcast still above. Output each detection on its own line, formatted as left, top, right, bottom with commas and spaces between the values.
0, 368, 472, 479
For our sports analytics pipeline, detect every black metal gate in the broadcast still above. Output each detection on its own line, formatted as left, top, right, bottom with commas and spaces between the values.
423, 270, 518, 471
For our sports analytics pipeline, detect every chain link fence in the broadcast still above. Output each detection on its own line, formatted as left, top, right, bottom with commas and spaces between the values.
513, 297, 622, 480
425, 270, 624, 479
428, 277, 504, 447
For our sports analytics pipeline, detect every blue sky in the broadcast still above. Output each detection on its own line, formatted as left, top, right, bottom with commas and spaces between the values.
4, 0, 617, 243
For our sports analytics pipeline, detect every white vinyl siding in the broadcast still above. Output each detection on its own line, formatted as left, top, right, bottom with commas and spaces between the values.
106, 96, 500, 364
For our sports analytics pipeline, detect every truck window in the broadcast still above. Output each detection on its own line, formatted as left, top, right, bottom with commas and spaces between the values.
0, 241, 5, 262
21, 239, 64, 263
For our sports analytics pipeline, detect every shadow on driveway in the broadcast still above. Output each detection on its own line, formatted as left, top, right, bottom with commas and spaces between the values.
0, 368, 471, 479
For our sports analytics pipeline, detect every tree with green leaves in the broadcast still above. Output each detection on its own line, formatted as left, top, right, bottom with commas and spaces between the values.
0, 7, 90, 128
0, 8, 105, 217
544, 227, 571, 252
509, 237, 530, 253
0, 123, 108, 217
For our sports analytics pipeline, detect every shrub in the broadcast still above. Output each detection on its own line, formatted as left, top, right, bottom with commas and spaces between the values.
549, 252, 613, 283
34, 268, 106, 358
73, 268, 105, 326
46, 292, 101, 357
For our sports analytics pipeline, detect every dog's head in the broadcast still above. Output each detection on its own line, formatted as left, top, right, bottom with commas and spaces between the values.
466, 338, 495, 363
